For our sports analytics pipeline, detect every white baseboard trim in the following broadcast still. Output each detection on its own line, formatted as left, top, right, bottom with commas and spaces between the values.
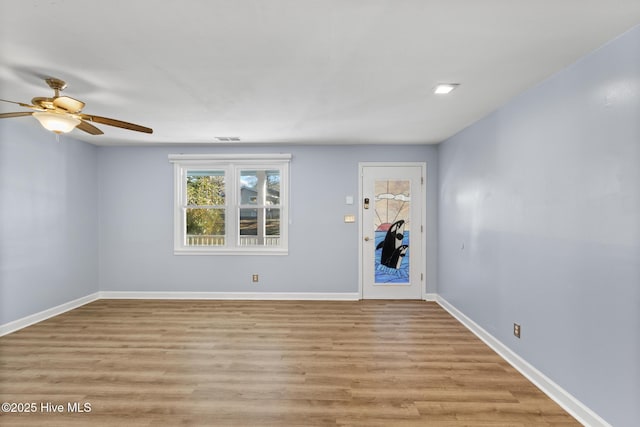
436, 295, 611, 427
99, 291, 361, 301
0, 292, 100, 337
424, 293, 438, 301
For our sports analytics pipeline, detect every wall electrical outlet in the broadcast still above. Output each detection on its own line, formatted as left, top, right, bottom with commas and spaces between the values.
252, 274, 259, 283
513, 323, 521, 338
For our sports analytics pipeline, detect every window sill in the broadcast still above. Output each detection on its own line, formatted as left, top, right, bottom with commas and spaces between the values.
174, 248, 288, 256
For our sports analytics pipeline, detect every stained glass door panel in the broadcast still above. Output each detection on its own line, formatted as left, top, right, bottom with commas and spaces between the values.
374, 179, 410, 284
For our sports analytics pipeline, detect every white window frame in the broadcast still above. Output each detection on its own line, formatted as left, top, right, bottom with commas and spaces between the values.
169, 153, 291, 255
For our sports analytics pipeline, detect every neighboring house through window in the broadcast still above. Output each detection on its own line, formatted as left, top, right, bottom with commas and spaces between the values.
169, 154, 290, 255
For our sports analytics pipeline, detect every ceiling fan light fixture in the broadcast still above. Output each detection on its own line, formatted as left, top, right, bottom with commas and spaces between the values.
434, 83, 460, 95
33, 111, 81, 134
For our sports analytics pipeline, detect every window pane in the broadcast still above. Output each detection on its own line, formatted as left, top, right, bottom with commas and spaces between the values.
239, 208, 258, 236
240, 169, 280, 205
265, 208, 280, 236
239, 208, 280, 246
187, 171, 225, 206
186, 208, 225, 246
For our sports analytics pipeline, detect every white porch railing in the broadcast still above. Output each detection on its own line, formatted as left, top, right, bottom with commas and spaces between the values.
187, 235, 280, 246
238, 236, 281, 246
187, 235, 225, 246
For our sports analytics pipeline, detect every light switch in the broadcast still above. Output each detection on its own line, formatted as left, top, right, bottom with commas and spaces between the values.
345, 196, 354, 205
344, 214, 356, 223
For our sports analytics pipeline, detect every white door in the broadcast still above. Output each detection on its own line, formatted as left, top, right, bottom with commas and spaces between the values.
361, 164, 424, 299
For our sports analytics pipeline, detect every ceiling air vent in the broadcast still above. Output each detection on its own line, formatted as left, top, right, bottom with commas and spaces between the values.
215, 136, 241, 142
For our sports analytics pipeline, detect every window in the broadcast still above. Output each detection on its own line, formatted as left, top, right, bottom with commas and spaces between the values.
169, 154, 290, 255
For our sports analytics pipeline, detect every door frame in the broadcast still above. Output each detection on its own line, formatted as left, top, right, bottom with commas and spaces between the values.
358, 162, 427, 299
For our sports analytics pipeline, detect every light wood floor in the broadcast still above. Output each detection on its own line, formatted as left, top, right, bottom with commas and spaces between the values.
0, 300, 580, 426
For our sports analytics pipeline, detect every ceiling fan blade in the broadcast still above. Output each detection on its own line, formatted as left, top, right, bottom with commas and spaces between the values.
0, 98, 37, 109
0, 111, 34, 119
82, 114, 153, 134
54, 96, 85, 113
77, 120, 104, 135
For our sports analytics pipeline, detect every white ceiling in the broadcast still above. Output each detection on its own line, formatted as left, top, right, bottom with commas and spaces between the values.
1, 0, 639, 146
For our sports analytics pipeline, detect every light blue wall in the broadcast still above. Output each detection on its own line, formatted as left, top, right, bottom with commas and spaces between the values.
438, 25, 640, 427
98, 144, 438, 294
0, 121, 99, 325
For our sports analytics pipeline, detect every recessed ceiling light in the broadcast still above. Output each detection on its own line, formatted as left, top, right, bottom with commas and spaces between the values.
434, 83, 460, 95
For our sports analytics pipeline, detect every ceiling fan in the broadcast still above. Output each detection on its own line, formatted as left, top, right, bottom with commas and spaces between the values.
0, 77, 152, 135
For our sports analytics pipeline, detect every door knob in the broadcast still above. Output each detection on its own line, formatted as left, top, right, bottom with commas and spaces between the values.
364, 236, 371, 241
